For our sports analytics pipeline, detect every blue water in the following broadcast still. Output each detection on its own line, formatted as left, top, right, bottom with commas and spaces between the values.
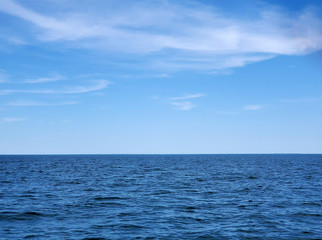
0, 154, 321, 239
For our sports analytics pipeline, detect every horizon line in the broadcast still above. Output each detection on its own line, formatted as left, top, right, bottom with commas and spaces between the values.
0, 153, 321, 155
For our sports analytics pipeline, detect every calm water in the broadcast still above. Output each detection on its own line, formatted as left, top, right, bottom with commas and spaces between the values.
0, 154, 321, 240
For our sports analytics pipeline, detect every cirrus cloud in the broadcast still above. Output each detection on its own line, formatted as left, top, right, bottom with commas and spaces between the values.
242, 105, 264, 111
168, 93, 205, 110
25, 74, 65, 84
7, 100, 78, 106
2, 117, 26, 122
0, 79, 110, 95
0, 0, 322, 71
170, 101, 196, 111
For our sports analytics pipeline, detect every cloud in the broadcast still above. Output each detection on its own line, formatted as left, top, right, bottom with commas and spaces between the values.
168, 93, 205, 101
2, 117, 25, 122
7, 100, 78, 106
0, 0, 322, 70
242, 105, 264, 111
170, 101, 196, 111
167, 93, 204, 110
0, 79, 110, 95
25, 74, 65, 83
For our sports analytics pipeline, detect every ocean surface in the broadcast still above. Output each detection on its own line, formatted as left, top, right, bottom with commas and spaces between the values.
0, 154, 321, 240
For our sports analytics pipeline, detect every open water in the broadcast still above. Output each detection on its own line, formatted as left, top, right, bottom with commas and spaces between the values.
0, 154, 321, 239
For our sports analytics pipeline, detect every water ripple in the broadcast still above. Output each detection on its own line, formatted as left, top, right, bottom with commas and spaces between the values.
0, 154, 321, 239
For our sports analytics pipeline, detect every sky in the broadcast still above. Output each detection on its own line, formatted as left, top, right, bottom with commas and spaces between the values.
0, 0, 322, 154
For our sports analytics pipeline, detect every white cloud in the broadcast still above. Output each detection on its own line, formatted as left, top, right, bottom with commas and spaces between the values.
25, 74, 65, 83
167, 93, 205, 110
0, 79, 110, 95
2, 117, 25, 122
0, 0, 96, 41
0, 0, 321, 70
60, 80, 110, 94
170, 101, 196, 111
7, 100, 78, 106
168, 93, 205, 101
242, 105, 264, 111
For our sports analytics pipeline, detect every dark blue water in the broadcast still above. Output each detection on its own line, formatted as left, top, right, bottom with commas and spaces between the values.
0, 154, 321, 239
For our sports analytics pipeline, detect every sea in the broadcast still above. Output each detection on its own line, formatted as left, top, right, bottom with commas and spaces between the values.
0, 154, 321, 240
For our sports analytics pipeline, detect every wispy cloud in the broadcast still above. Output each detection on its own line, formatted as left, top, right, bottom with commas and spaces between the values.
0, 0, 321, 70
25, 74, 65, 83
2, 117, 25, 122
242, 105, 264, 111
168, 93, 205, 101
7, 100, 78, 106
170, 101, 196, 111
167, 93, 205, 110
0, 79, 110, 95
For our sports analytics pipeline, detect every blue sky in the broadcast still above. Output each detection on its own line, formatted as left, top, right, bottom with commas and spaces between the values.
0, 0, 322, 154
